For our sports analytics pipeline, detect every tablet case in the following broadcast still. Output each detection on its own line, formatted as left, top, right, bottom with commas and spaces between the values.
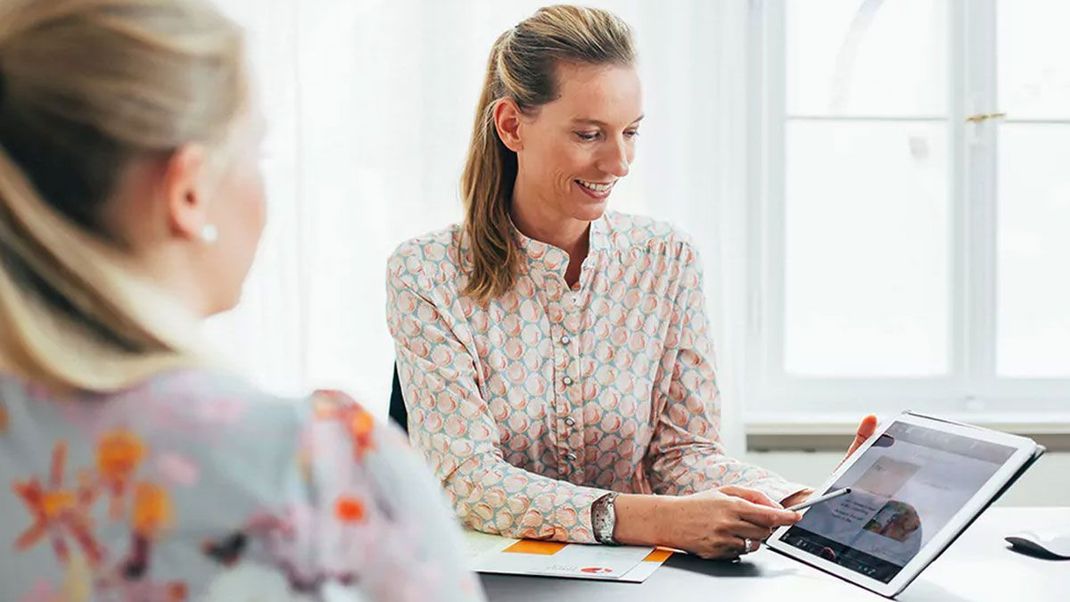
770, 411, 1047, 599
890, 411, 1047, 598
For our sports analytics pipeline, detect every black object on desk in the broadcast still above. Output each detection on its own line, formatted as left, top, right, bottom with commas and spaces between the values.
1006, 533, 1070, 560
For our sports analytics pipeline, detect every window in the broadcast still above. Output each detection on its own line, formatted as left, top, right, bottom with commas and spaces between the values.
748, 0, 1070, 423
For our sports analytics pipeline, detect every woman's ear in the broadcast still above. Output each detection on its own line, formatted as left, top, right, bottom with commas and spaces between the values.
493, 98, 525, 152
161, 144, 211, 241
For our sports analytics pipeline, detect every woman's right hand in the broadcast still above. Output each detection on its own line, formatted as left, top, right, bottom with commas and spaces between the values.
669, 486, 802, 559
615, 486, 802, 560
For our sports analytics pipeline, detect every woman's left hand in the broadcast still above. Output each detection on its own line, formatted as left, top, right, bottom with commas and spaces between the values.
840, 414, 879, 468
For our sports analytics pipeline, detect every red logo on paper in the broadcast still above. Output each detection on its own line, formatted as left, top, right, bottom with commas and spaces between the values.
580, 567, 613, 574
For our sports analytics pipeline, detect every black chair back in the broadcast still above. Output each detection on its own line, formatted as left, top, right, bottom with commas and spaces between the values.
388, 363, 409, 434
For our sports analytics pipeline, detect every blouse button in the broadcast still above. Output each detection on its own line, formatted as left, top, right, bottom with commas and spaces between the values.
564, 416, 576, 427
561, 335, 571, 345
571, 295, 580, 306
563, 376, 573, 386
565, 452, 578, 462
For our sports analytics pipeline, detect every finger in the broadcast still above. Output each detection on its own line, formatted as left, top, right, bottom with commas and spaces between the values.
734, 501, 801, 528
712, 537, 744, 559
845, 414, 879, 458
728, 535, 760, 556
727, 520, 776, 541
740, 510, 799, 529
719, 486, 782, 509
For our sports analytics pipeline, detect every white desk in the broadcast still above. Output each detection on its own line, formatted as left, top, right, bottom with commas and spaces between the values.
480, 507, 1070, 601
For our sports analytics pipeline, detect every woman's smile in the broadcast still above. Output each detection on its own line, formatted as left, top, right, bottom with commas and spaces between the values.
574, 178, 616, 200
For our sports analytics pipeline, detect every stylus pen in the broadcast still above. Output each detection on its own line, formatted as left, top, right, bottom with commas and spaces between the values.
787, 487, 852, 512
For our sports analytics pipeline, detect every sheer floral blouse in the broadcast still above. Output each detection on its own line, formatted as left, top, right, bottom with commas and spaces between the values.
387, 211, 805, 544
0, 369, 483, 602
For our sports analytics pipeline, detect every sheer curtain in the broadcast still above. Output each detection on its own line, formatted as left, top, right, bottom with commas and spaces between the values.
206, 0, 753, 453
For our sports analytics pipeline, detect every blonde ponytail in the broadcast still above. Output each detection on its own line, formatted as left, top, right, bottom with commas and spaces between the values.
460, 31, 523, 304
0, 0, 245, 392
0, 150, 197, 390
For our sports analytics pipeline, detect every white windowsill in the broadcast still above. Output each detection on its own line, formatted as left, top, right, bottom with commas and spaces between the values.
745, 412, 1070, 452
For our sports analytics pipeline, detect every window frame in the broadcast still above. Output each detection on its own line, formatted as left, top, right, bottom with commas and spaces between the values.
745, 0, 1070, 427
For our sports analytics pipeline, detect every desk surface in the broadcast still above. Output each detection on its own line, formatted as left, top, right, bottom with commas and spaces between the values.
480, 507, 1069, 601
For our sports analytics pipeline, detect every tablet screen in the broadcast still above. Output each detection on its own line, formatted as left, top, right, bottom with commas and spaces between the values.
778, 421, 1016, 583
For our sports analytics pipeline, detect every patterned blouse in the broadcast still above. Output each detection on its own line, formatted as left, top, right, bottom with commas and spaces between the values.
0, 369, 484, 602
386, 211, 805, 544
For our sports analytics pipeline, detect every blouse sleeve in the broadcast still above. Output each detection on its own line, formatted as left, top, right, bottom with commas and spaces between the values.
296, 390, 485, 601
386, 261, 609, 544
644, 245, 807, 504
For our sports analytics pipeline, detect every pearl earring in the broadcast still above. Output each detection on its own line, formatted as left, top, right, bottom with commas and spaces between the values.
200, 224, 219, 244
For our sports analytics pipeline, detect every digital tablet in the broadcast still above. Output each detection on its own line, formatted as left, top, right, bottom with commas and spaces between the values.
766, 411, 1044, 598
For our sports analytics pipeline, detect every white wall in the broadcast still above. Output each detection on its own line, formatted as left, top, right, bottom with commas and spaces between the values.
744, 451, 1070, 507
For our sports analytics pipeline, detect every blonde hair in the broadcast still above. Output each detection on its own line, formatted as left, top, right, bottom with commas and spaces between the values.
0, 0, 247, 392
461, 5, 635, 304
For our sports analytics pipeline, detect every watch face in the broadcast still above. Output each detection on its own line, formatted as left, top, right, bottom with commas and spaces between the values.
593, 493, 617, 543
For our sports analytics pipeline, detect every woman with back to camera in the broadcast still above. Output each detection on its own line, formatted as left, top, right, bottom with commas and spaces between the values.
387, 4, 877, 559
0, 0, 481, 599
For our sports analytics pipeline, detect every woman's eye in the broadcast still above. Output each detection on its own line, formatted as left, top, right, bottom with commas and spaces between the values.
575, 131, 600, 141
625, 129, 640, 139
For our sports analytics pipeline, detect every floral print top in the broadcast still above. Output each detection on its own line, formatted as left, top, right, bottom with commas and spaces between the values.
0, 369, 484, 602
387, 211, 805, 544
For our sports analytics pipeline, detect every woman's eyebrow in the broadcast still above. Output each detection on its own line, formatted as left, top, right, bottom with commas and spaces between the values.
570, 115, 646, 126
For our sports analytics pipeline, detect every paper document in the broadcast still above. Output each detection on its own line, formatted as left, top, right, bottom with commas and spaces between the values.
463, 530, 673, 583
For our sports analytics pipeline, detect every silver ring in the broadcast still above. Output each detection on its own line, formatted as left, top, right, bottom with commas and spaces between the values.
744, 538, 754, 552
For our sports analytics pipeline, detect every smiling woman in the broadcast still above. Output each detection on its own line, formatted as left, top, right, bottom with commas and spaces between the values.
502, 59, 643, 286
458, 5, 640, 303
504, 60, 643, 249
385, 4, 874, 561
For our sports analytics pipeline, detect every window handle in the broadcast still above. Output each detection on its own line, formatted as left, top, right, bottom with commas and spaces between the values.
965, 112, 1007, 124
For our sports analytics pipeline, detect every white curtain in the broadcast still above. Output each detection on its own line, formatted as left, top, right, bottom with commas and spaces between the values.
205, 0, 754, 453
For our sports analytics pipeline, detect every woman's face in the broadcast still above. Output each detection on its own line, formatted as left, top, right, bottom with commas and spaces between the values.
514, 61, 643, 223
199, 109, 267, 314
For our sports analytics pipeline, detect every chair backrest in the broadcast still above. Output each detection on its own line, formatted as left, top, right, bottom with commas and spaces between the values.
388, 363, 409, 434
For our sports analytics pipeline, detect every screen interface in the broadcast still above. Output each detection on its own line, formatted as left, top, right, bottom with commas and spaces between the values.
779, 421, 1015, 583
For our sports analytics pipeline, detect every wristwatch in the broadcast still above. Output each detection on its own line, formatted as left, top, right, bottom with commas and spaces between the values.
591, 492, 619, 545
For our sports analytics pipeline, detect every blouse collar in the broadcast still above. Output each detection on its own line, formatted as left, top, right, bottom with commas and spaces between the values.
510, 215, 610, 277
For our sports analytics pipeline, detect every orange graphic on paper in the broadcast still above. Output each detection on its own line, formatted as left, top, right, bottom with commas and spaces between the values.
643, 548, 673, 563
97, 429, 146, 519
503, 540, 567, 555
